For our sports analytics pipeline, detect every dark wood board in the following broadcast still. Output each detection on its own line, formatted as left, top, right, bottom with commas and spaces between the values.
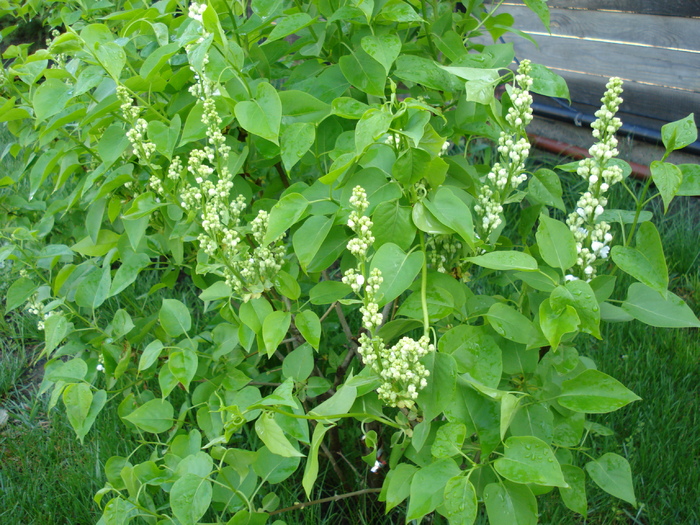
493, 32, 700, 93
534, 71, 700, 125
502, 0, 700, 17
493, 5, 700, 50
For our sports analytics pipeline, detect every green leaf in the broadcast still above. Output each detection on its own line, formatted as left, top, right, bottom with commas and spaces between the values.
266, 13, 313, 42
558, 369, 641, 413
611, 222, 668, 293
63, 383, 92, 442
339, 49, 386, 97
585, 453, 637, 507
426, 187, 476, 249
281, 122, 315, 172
539, 300, 579, 351
417, 352, 457, 421
44, 314, 71, 356
650, 161, 682, 213
355, 107, 393, 155
443, 476, 478, 525
523, 0, 550, 30
466, 251, 538, 272
6, 277, 38, 312
159, 299, 192, 338
295, 310, 321, 349
678, 163, 700, 196
661, 113, 697, 154
138, 340, 164, 371
262, 311, 292, 357
282, 343, 314, 381
361, 34, 401, 74
332, 97, 370, 119
621, 282, 700, 328
396, 56, 462, 92
273, 270, 301, 300
309, 385, 357, 418
75, 265, 111, 310
380, 0, 423, 22
510, 404, 554, 444
235, 82, 282, 144
168, 348, 198, 391
560, 464, 587, 517
253, 446, 301, 484
95, 42, 126, 80
255, 412, 304, 457
406, 459, 461, 521
552, 280, 601, 338
293, 215, 333, 270
536, 214, 578, 271
123, 192, 166, 219
279, 90, 330, 124
309, 281, 352, 305
302, 423, 332, 497
372, 201, 415, 251
170, 474, 213, 525
381, 463, 418, 511
431, 422, 466, 458
124, 399, 174, 433
439, 325, 502, 388
494, 436, 567, 487
529, 63, 569, 102
252, 0, 284, 18
484, 482, 537, 525
33, 79, 72, 121
147, 114, 180, 160
370, 243, 424, 307
109, 253, 151, 297
264, 192, 308, 244
140, 42, 180, 80
528, 168, 566, 211
485, 303, 539, 345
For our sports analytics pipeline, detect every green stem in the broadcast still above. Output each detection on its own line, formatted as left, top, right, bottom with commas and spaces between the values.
627, 174, 654, 244
419, 234, 430, 335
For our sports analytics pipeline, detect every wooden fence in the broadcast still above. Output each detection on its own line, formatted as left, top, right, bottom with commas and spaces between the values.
485, 1, 700, 132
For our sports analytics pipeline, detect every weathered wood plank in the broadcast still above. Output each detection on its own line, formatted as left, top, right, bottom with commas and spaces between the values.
493, 33, 700, 92
494, 5, 700, 51
503, 0, 700, 17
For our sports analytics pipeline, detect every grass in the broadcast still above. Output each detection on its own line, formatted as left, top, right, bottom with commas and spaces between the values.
1, 132, 699, 524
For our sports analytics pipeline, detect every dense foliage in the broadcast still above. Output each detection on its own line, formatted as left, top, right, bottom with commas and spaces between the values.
1, 0, 699, 523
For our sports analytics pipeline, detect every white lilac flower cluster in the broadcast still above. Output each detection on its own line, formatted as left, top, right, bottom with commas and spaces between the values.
346, 186, 375, 259
474, 60, 534, 239
341, 187, 433, 408
174, 69, 283, 299
565, 77, 624, 281
426, 234, 463, 275
117, 86, 157, 166
26, 294, 58, 331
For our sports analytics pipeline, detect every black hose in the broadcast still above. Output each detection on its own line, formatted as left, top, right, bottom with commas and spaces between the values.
530, 101, 700, 156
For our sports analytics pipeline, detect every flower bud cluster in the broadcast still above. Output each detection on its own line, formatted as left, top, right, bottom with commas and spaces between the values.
426, 234, 463, 275
26, 294, 59, 331
188, 2, 207, 22
566, 78, 624, 280
118, 86, 157, 167
474, 60, 534, 240
506, 59, 533, 130
358, 333, 432, 408
474, 185, 503, 235
346, 186, 374, 260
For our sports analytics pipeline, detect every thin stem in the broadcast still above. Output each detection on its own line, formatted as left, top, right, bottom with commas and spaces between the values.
268, 488, 382, 516
418, 234, 430, 335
